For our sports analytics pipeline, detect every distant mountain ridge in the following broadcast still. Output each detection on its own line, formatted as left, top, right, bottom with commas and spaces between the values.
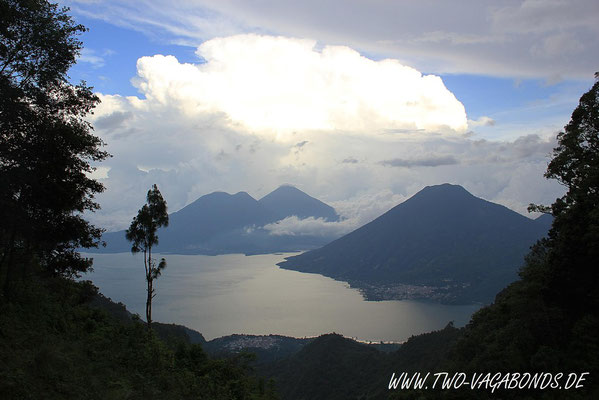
93, 185, 340, 255
258, 185, 339, 222
278, 184, 551, 304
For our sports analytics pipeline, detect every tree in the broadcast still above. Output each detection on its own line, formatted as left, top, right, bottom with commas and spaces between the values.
443, 76, 599, 398
546, 77, 599, 208
126, 184, 169, 331
0, 0, 109, 297
534, 76, 599, 313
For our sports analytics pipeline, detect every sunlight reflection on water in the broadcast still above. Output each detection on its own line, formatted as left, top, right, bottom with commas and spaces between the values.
82, 252, 480, 341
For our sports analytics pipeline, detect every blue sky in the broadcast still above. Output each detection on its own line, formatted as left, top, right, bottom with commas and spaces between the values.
70, 13, 592, 133
61, 0, 598, 233
70, 17, 197, 96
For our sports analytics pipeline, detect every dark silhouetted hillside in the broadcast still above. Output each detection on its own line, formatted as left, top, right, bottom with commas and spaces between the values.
266, 333, 387, 400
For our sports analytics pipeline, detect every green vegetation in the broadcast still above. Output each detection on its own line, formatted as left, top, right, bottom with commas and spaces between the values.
261, 324, 461, 400
0, 0, 109, 298
434, 77, 599, 399
0, 277, 277, 399
266, 333, 387, 400
0, 2, 278, 398
126, 184, 169, 331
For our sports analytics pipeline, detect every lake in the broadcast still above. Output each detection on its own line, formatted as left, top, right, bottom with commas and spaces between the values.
81, 252, 481, 342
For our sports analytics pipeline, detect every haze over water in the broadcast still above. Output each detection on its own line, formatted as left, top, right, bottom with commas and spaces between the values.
82, 252, 480, 342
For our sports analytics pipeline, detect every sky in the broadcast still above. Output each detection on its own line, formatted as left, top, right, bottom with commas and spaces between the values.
61, 0, 599, 235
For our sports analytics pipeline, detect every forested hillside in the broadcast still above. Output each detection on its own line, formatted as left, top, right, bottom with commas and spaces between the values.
0, 2, 277, 398
0, 277, 277, 399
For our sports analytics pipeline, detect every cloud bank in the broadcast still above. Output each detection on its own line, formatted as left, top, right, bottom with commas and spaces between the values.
130, 35, 467, 136
263, 190, 410, 238
83, 34, 565, 233
67, 0, 599, 80
380, 155, 459, 168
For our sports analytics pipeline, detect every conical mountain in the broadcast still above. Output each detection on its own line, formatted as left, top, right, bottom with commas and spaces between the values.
279, 184, 550, 303
96, 186, 340, 254
259, 185, 339, 221
157, 191, 274, 251
100, 191, 272, 253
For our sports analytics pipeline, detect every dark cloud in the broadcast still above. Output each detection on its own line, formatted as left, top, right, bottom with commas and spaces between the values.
511, 134, 555, 159
383, 128, 425, 134
292, 140, 309, 157
216, 149, 229, 160
379, 155, 459, 168
342, 157, 359, 164
471, 134, 556, 163
94, 111, 133, 131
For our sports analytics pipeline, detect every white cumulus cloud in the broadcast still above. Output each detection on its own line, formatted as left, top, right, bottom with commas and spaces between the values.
129, 34, 467, 137
263, 216, 354, 238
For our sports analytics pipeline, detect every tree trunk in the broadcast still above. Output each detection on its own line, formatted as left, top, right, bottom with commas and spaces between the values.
146, 246, 153, 332
146, 278, 153, 332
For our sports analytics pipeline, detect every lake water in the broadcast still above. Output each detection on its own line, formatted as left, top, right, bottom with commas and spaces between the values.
81, 252, 481, 342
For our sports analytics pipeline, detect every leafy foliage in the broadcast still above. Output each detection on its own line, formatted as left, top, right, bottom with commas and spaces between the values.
263, 325, 461, 400
0, 277, 278, 399
0, 0, 109, 296
126, 184, 169, 330
126, 185, 169, 255
542, 79, 599, 312
427, 78, 599, 399
266, 333, 389, 400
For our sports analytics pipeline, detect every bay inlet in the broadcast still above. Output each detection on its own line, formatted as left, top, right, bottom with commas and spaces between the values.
81, 252, 480, 342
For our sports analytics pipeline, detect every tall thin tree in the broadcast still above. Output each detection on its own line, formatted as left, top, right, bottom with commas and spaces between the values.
126, 184, 169, 331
